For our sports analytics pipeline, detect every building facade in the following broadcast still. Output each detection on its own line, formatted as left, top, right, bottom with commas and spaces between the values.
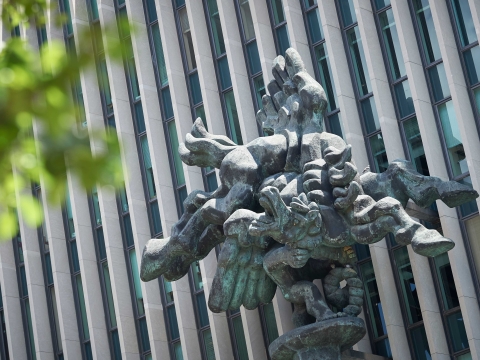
1, 0, 480, 359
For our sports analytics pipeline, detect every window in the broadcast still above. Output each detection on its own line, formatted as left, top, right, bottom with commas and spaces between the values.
179, 8, 196, 70
379, 8, 405, 80
403, 117, 428, 175
268, 0, 290, 55
413, 0, 441, 64
347, 26, 372, 97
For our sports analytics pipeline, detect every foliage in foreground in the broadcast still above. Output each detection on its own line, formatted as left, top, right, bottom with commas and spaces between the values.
0, 0, 125, 239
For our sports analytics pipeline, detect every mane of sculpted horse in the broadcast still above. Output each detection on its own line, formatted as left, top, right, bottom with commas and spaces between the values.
140, 48, 478, 360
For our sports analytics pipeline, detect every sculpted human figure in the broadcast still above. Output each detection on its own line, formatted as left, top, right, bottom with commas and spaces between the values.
140, 48, 478, 360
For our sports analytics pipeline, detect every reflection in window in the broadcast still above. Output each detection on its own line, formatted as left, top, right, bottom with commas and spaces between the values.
465, 216, 480, 282
207, 0, 226, 56
239, 0, 255, 41
347, 26, 372, 97
450, 0, 477, 47
403, 117, 429, 175
140, 136, 157, 198
429, 63, 450, 102
179, 8, 196, 70
394, 80, 415, 118
369, 133, 388, 173
438, 100, 467, 177
168, 121, 186, 186
410, 325, 431, 360
338, 0, 356, 27
225, 91, 243, 145
361, 97, 380, 133
413, 0, 441, 64
379, 8, 405, 80
314, 44, 337, 111
463, 45, 480, 85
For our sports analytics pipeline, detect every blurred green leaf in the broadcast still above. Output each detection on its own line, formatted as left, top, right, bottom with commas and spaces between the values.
18, 195, 43, 227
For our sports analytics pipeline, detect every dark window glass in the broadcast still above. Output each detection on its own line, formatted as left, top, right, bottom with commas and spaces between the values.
195, 106, 207, 126
239, 0, 255, 41
126, 49, 141, 100
459, 176, 478, 217
25, 300, 36, 357
263, 302, 279, 343
179, 8, 197, 70
465, 216, 480, 284
71, 241, 80, 273
206, 172, 218, 193
61, 0, 73, 35
304, 0, 317, 7
152, 24, 168, 86
463, 45, 480, 85
76, 275, 90, 340
218, 56, 232, 90
403, 117, 429, 176
189, 72, 203, 105
394, 80, 415, 118
119, 187, 129, 213
374, 338, 392, 358
327, 113, 343, 139
139, 317, 150, 352
103, 264, 117, 328
361, 97, 380, 133
438, 100, 467, 177
413, 0, 441, 64
196, 292, 210, 327
307, 8, 323, 43
254, 75, 266, 109
271, 0, 286, 24
123, 214, 134, 247
410, 326, 431, 360
338, 0, 357, 27
97, 228, 107, 261
276, 24, 290, 55
203, 329, 215, 360
162, 88, 174, 119
379, 8, 406, 80
232, 316, 249, 360
429, 63, 450, 102
168, 120, 186, 186
225, 91, 243, 145
88, 0, 99, 20
207, 0, 226, 55
450, 0, 477, 47
140, 136, 156, 198
446, 311, 469, 352
66, 192, 76, 238
360, 261, 387, 338
394, 246, 422, 324
99, 59, 112, 111
135, 102, 146, 134
167, 306, 180, 339
176, 0, 185, 6
20, 266, 28, 297
92, 188, 102, 225
37, 25, 48, 46
314, 43, 337, 111
475, 87, 480, 115
246, 41, 262, 75
192, 262, 203, 290
374, 0, 390, 9
112, 330, 122, 360
354, 244, 370, 261
164, 279, 174, 303
85, 342, 93, 360
178, 186, 188, 214
433, 252, 459, 310
150, 201, 162, 235
369, 133, 388, 173
45, 253, 53, 285
174, 342, 183, 360
146, 0, 157, 22
347, 26, 372, 96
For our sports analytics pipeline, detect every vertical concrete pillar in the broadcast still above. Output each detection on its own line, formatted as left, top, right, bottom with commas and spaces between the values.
317, 0, 369, 170
240, 307, 268, 360
0, 242, 28, 359
217, 0, 259, 142
354, 0, 404, 161
282, 0, 314, 72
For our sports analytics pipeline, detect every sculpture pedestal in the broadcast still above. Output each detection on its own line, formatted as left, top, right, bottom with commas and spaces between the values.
269, 317, 366, 360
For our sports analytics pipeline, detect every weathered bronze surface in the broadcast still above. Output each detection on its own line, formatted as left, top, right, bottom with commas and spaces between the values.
140, 48, 478, 359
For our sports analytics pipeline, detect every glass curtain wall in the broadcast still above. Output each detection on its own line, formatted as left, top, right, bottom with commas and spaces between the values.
234, 0, 266, 115
62, 190, 94, 359
204, 0, 244, 146
33, 185, 63, 359
0, 287, 9, 359
267, 0, 290, 56
143, 0, 188, 216
12, 226, 36, 360
300, 0, 344, 138
372, 0, 429, 176
355, 244, 392, 358
336, 0, 387, 173
227, 309, 249, 360
115, 0, 163, 236
173, 0, 218, 192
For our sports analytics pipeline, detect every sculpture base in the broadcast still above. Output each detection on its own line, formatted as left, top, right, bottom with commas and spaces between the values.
269, 317, 366, 360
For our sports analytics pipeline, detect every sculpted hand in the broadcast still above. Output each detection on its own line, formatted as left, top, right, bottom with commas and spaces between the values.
286, 246, 311, 268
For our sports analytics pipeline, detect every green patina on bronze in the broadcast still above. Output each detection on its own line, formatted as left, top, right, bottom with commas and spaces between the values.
140, 48, 478, 360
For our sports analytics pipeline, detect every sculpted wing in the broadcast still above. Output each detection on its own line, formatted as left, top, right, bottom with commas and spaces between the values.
208, 209, 277, 312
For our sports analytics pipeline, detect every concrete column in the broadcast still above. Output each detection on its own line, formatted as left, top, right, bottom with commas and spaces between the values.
12, 168, 54, 359
317, 0, 369, 171
200, 252, 235, 359
354, 0, 404, 161
249, 0, 277, 83
217, 0, 258, 142
97, 0, 170, 357
369, 241, 411, 359
272, 289, 294, 336
155, 0, 204, 193
67, 173, 111, 359
0, 242, 28, 359
240, 307, 268, 360
38, 185, 82, 358
430, 0, 480, 209
407, 247, 450, 360
282, 0, 314, 72
69, 1, 139, 357
184, 0, 227, 137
